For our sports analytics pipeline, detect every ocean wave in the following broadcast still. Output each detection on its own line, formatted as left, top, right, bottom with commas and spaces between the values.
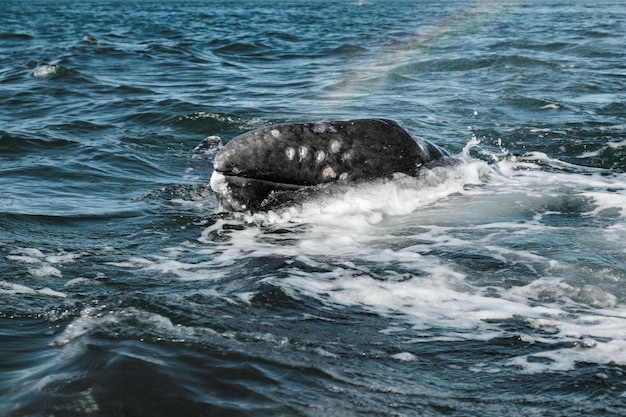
2, 0, 626, 414
32, 63, 75, 79
0, 130, 78, 154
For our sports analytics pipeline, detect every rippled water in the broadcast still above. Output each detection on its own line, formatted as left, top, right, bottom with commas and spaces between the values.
1, 0, 626, 415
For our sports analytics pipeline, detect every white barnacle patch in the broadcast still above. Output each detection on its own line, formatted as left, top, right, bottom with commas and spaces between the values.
329, 139, 342, 153
270, 129, 281, 138
339, 172, 349, 180
315, 150, 326, 163
322, 166, 337, 179
312, 122, 337, 134
313, 123, 326, 133
285, 147, 295, 160
298, 146, 308, 161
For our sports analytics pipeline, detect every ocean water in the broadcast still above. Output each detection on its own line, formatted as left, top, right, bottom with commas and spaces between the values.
1, 0, 626, 415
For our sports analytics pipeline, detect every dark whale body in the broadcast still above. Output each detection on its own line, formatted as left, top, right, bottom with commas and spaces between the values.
210, 119, 449, 211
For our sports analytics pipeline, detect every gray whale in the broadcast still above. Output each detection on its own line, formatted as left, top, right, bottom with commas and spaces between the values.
210, 119, 449, 211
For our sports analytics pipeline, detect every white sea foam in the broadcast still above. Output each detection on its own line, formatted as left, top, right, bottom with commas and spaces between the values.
32, 64, 60, 78
105, 152, 626, 373
28, 265, 63, 278
6, 248, 45, 264
6, 248, 87, 279
392, 352, 417, 362
0, 281, 66, 297
52, 304, 221, 347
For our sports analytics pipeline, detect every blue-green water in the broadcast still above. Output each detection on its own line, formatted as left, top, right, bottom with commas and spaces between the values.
2, 1, 626, 415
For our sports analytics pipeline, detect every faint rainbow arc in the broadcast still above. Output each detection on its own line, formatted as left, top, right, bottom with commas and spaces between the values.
319, 0, 516, 109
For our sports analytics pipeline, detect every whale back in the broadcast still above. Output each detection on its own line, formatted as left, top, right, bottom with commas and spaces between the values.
210, 119, 450, 211
213, 119, 445, 186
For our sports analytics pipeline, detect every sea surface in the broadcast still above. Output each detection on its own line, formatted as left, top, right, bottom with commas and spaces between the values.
1, 0, 626, 415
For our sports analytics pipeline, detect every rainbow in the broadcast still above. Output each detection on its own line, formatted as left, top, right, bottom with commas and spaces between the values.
321, 0, 520, 109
